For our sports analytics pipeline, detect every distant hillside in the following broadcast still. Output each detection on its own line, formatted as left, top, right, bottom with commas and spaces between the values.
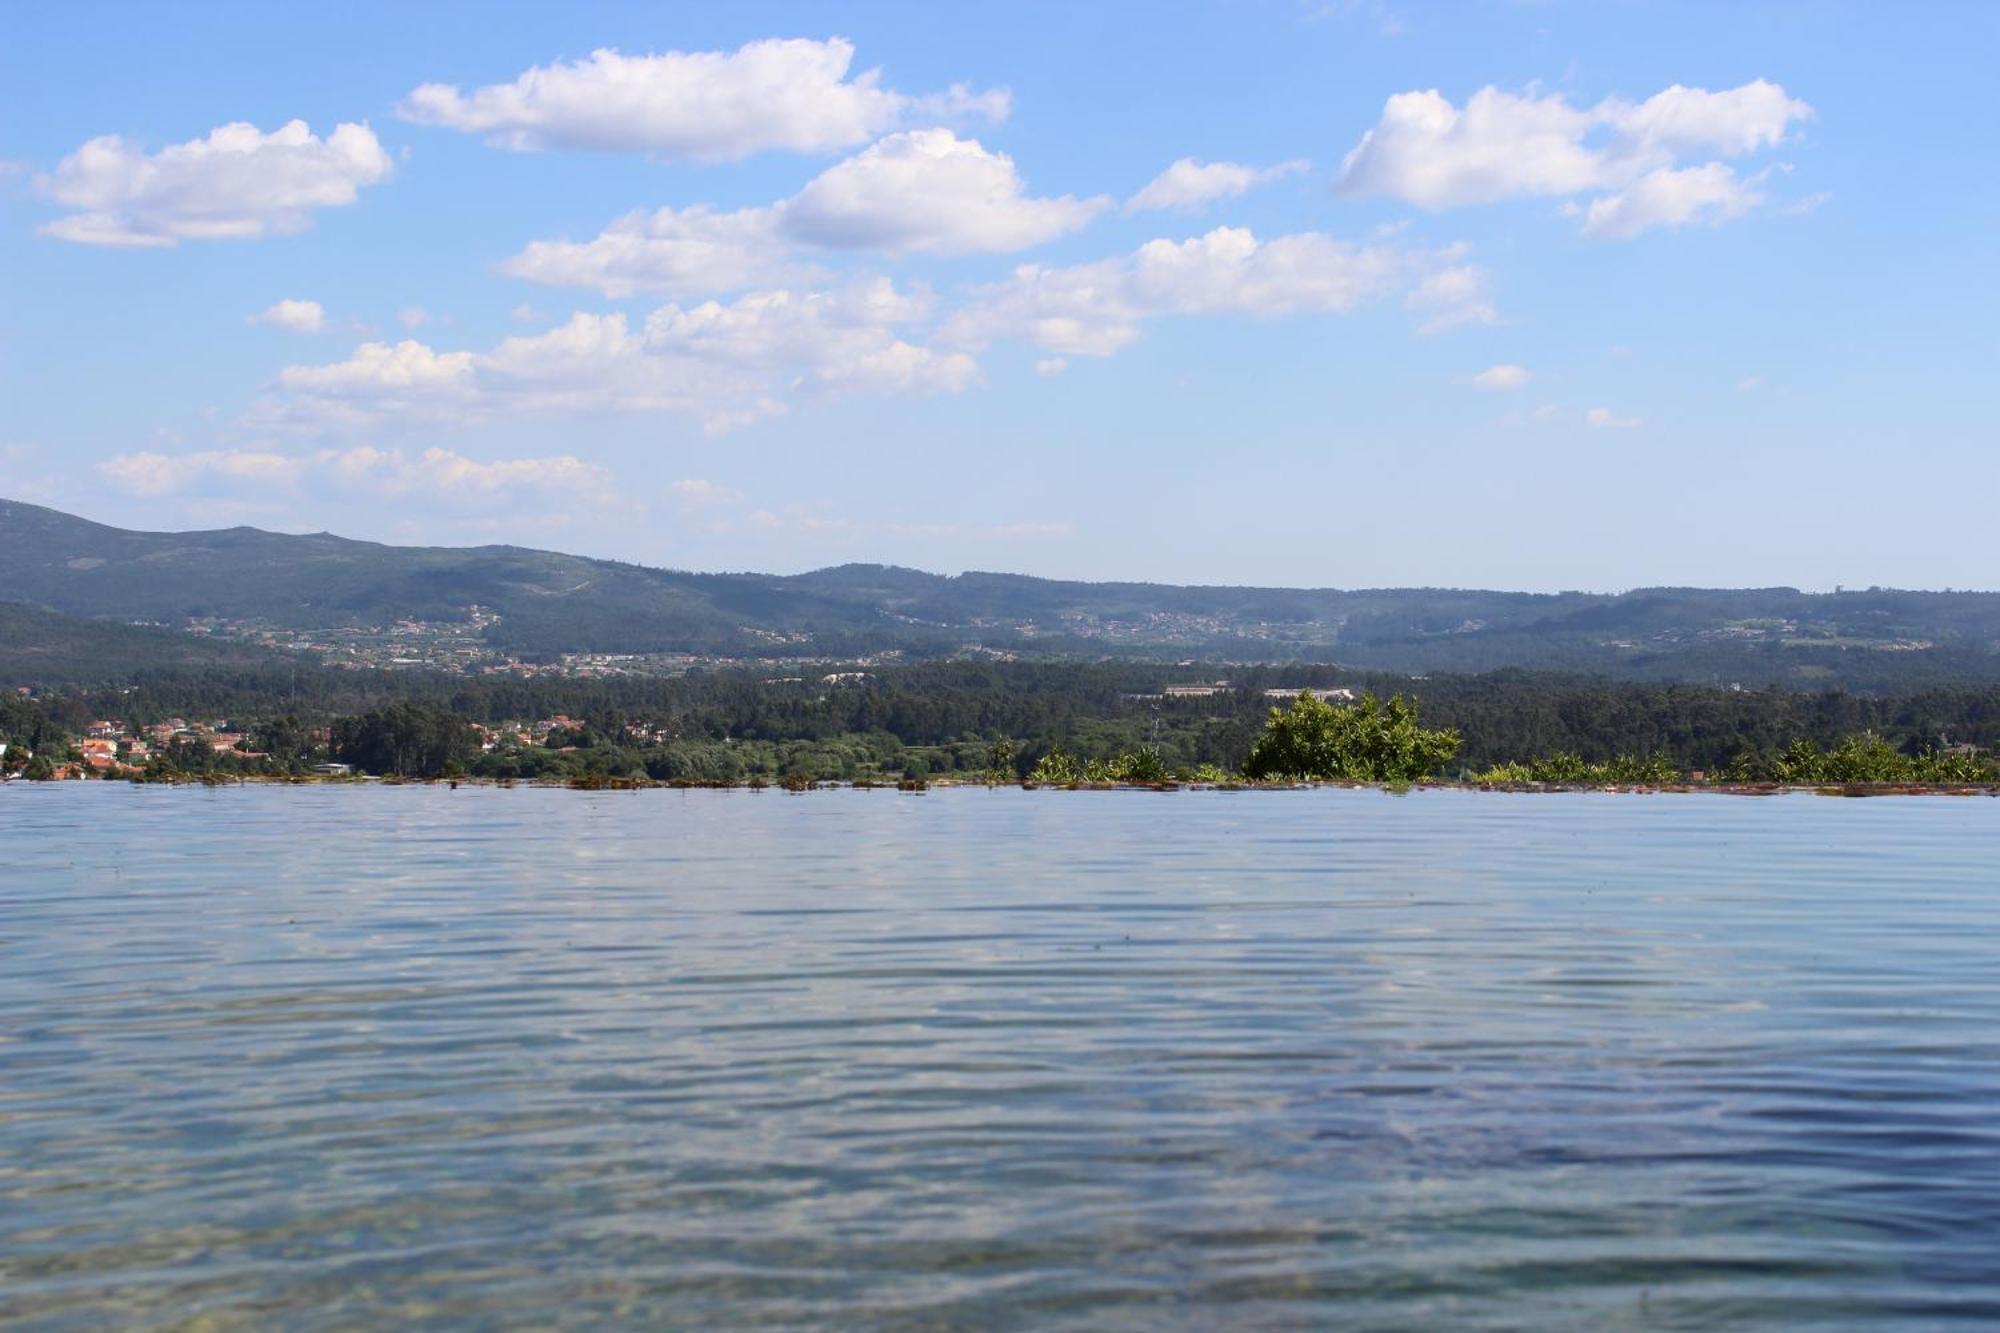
0, 601, 290, 683
5, 497, 2000, 686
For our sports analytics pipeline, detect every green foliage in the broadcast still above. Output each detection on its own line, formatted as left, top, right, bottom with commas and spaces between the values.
1242, 691, 1461, 782
1180, 762, 1234, 784
1028, 745, 1081, 786
1726, 733, 2000, 785
1474, 750, 1678, 785
249, 714, 318, 765
982, 737, 1018, 785
1027, 744, 1176, 786
330, 702, 479, 778
1110, 746, 1168, 784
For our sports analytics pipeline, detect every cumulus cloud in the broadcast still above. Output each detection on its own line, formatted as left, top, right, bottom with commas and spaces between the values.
1338, 79, 1811, 237
98, 445, 618, 505
1471, 363, 1530, 390
321, 446, 618, 500
280, 340, 478, 409
273, 278, 976, 434
782, 129, 1107, 253
248, 299, 327, 334
501, 205, 797, 300
504, 130, 1106, 298
398, 37, 1006, 160
1579, 163, 1762, 239
947, 225, 1470, 356
1125, 157, 1309, 213
1404, 263, 1498, 334
38, 120, 391, 247
98, 449, 301, 496
1586, 406, 1642, 429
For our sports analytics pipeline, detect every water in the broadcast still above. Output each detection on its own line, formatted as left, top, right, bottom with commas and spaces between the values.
3, 784, 1998, 1329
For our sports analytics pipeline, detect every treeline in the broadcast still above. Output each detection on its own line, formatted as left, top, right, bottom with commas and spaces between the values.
8, 660, 2000, 784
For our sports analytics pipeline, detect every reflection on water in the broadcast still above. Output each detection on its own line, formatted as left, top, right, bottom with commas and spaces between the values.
3, 784, 1998, 1328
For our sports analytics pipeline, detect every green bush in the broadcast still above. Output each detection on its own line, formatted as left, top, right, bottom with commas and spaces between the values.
1243, 691, 1460, 782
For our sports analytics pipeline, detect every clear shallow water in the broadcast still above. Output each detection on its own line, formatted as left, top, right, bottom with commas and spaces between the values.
3, 785, 1998, 1330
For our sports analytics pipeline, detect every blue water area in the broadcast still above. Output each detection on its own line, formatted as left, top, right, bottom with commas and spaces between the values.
2, 784, 1998, 1329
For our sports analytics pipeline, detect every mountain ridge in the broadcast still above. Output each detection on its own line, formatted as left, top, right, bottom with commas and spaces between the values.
5, 497, 1999, 685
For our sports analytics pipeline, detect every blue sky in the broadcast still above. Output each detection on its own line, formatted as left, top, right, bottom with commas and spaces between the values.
2, 0, 1994, 591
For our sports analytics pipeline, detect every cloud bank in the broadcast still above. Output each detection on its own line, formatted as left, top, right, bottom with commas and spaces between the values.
1338, 80, 1810, 237
40, 120, 391, 247
399, 38, 1008, 160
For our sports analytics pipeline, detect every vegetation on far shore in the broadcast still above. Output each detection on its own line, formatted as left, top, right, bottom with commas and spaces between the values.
7, 682, 1995, 792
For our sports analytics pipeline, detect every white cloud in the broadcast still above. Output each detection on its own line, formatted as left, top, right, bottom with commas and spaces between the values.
782, 130, 1107, 254
97, 449, 303, 496
1738, 375, 1763, 392
1035, 357, 1068, 376
1405, 263, 1498, 333
1337, 79, 1811, 237
1471, 363, 1530, 390
325, 446, 617, 501
98, 445, 618, 505
280, 340, 478, 405
39, 120, 391, 247
671, 478, 740, 504
1579, 163, 1762, 239
501, 204, 796, 299
1614, 82, 1808, 158
1125, 157, 1310, 213
397, 306, 432, 329
1586, 406, 1642, 429
397, 38, 1006, 160
504, 129, 1106, 297
947, 225, 1424, 357
273, 278, 976, 434
248, 299, 327, 334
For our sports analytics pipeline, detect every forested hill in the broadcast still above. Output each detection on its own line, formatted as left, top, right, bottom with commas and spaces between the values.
5, 497, 2000, 684
0, 602, 292, 681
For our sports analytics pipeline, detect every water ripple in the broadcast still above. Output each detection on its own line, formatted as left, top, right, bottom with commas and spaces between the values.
2, 783, 1997, 1328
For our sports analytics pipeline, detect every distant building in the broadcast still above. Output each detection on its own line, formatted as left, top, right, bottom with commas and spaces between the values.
1163, 682, 1229, 699
1263, 687, 1355, 702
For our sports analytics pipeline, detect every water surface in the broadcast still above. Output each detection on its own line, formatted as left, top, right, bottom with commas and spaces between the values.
3, 785, 1998, 1328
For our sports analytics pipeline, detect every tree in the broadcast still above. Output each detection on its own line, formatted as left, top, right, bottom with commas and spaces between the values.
330, 702, 479, 777
983, 737, 1018, 784
1242, 690, 1460, 782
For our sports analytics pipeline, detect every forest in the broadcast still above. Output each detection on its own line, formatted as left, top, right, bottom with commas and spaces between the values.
6, 657, 1998, 786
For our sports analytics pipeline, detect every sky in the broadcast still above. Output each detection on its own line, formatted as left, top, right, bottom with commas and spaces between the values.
2, 0, 1995, 592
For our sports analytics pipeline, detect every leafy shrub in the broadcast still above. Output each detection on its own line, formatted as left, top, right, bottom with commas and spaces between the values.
1243, 691, 1460, 782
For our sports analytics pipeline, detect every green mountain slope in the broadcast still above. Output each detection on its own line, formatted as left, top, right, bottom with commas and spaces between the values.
5, 498, 2000, 684
0, 601, 292, 683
